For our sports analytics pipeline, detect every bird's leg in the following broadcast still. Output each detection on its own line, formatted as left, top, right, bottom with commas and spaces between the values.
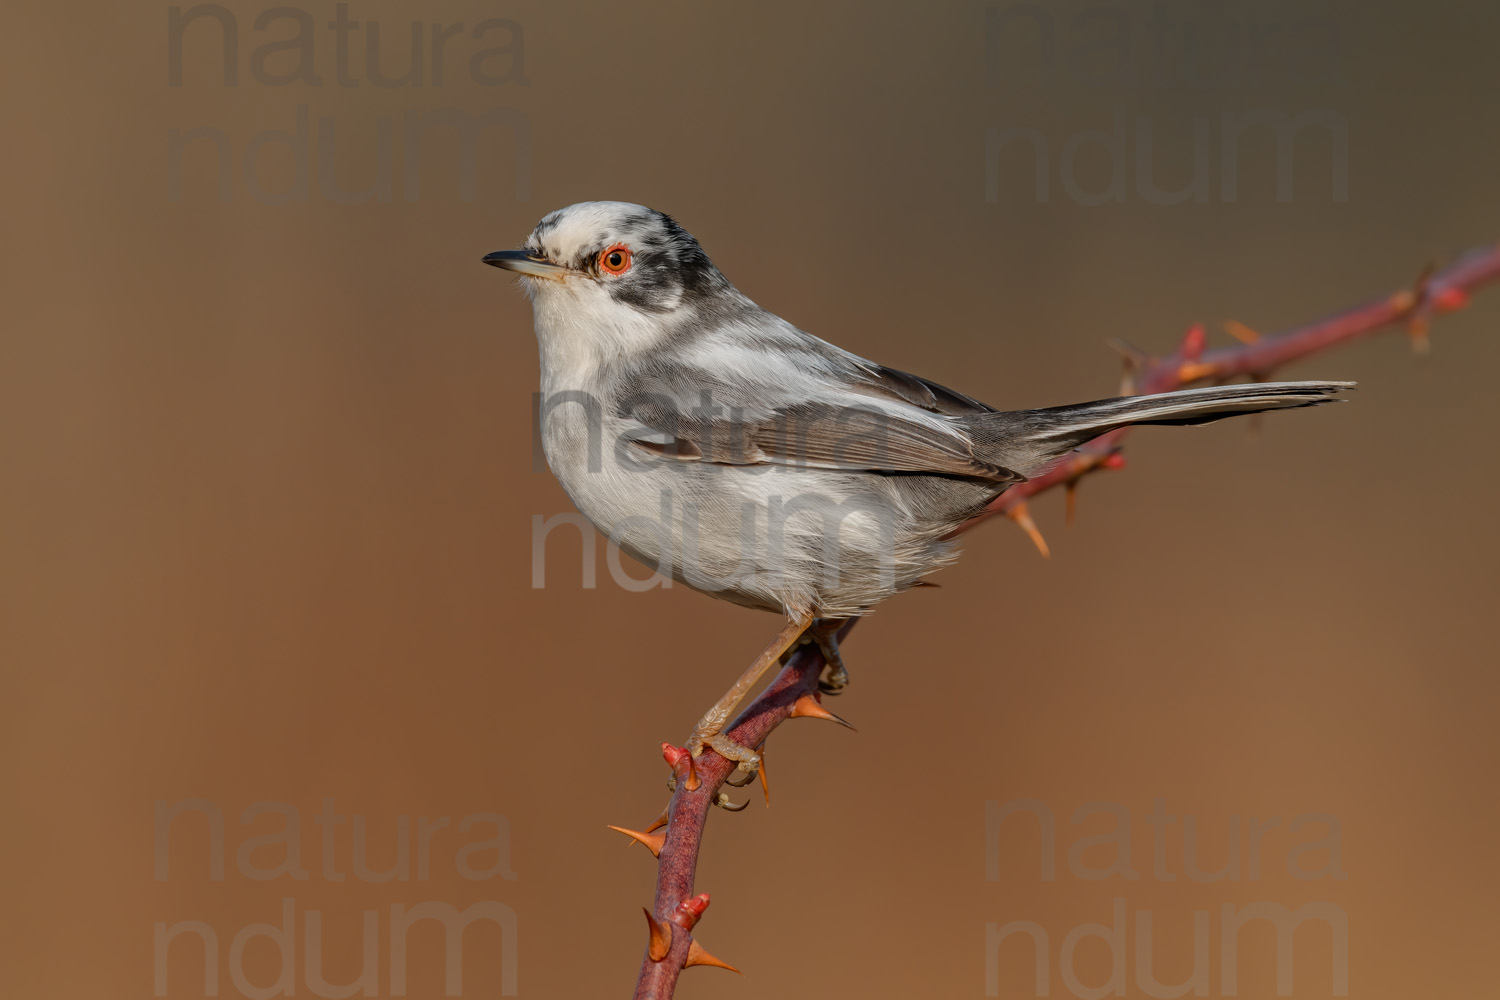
686, 612, 813, 771
810, 617, 851, 695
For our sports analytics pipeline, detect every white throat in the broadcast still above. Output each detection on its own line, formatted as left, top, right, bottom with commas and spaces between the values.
529, 281, 671, 392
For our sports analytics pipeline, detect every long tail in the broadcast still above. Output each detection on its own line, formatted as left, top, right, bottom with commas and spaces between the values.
972, 380, 1355, 478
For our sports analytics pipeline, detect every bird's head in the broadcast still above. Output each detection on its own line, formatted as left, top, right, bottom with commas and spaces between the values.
483, 202, 732, 331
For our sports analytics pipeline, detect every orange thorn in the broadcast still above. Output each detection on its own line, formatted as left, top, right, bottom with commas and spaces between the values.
643, 807, 669, 835
1176, 360, 1216, 383
1222, 319, 1261, 344
1388, 288, 1417, 312
608, 825, 667, 858
1005, 502, 1051, 559
757, 747, 771, 807
789, 692, 856, 730
643, 908, 672, 962
1064, 481, 1078, 526
685, 939, 741, 974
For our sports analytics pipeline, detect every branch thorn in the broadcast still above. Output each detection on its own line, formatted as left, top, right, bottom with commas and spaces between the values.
609, 825, 667, 858
644, 806, 669, 835
1005, 501, 1051, 558
1176, 360, 1216, 382
1222, 319, 1261, 344
789, 692, 856, 730
643, 908, 672, 962
685, 939, 742, 974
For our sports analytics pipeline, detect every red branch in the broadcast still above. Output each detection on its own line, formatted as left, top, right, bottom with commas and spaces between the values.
972, 242, 1500, 536
629, 634, 846, 999
625, 242, 1500, 999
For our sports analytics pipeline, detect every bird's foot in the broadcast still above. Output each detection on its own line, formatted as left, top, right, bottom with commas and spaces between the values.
809, 618, 850, 695
686, 728, 761, 773
665, 743, 765, 813
681, 613, 813, 774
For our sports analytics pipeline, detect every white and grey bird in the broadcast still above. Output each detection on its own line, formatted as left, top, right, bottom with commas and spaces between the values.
484, 201, 1352, 770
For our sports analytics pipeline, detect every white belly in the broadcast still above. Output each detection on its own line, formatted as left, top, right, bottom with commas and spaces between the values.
539, 396, 959, 618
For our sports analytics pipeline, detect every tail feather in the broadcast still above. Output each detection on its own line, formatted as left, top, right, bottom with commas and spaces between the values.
971, 380, 1354, 478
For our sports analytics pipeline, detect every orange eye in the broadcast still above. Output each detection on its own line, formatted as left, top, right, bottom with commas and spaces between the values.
599, 243, 632, 275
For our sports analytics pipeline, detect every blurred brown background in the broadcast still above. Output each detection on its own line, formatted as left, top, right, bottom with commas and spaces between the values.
3, 1, 1497, 997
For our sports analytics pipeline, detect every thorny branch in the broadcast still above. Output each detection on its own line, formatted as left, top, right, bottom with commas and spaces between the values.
974, 242, 1500, 545
621, 242, 1500, 1000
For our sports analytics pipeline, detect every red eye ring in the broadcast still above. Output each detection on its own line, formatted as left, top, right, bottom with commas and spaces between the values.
599, 243, 632, 275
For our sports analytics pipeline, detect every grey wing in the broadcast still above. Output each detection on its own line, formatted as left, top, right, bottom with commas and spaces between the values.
618, 362, 1022, 484
841, 360, 998, 418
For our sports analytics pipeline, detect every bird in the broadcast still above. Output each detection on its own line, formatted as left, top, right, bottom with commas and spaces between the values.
483, 201, 1352, 772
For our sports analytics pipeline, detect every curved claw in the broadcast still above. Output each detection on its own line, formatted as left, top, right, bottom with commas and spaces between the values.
713, 790, 749, 812
724, 768, 757, 788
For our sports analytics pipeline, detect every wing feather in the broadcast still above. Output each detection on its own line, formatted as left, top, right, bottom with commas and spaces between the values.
620, 362, 1020, 483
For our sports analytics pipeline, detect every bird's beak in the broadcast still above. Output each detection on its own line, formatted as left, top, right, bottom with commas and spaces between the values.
482, 249, 568, 279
